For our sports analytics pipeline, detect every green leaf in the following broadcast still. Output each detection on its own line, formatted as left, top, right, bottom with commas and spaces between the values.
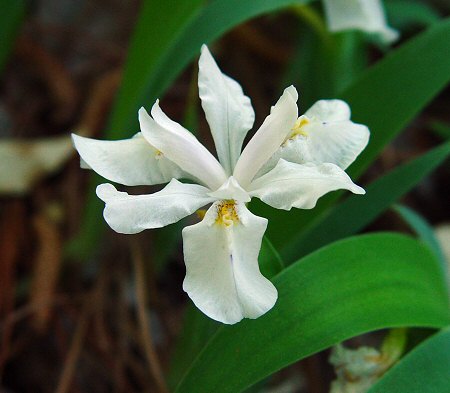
289, 6, 367, 108
344, 18, 450, 179
393, 204, 447, 272
0, 0, 25, 73
107, 0, 311, 137
106, 0, 205, 138
386, 0, 441, 30
168, 306, 220, 390
369, 327, 450, 393
281, 141, 450, 263
168, 236, 284, 388
259, 237, 284, 278
431, 120, 450, 140
175, 233, 449, 393
261, 18, 450, 248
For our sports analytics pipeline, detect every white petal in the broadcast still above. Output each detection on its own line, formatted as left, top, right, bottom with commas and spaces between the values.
182, 201, 277, 324
249, 159, 365, 210
198, 45, 255, 174
323, 0, 399, 44
304, 99, 351, 121
139, 105, 227, 190
72, 133, 183, 186
96, 179, 214, 234
233, 86, 298, 188
258, 100, 370, 175
207, 176, 250, 203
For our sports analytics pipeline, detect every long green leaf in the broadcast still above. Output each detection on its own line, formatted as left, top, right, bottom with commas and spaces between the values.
261, 18, 450, 248
106, 0, 205, 138
344, 18, 450, 178
393, 204, 447, 271
288, 6, 367, 108
431, 120, 450, 140
281, 141, 450, 263
176, 233, 449, 393
369, 327, 450, 393
107, 0, 310, 137
386, 0, 441, 30
0, 0, 25, 73
168, 306, 220, 390
168, 236, 284, 388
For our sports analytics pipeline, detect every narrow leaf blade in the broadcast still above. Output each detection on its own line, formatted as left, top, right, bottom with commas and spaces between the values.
262, 19, 450, 247
281, 141, 450, 263
176, 233, 449, 393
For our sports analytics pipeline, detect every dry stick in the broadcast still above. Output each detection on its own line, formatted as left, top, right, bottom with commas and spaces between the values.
0, 296, 70, 336
230, 24, 291, 65
15, 36, 79, 122
0, 201, 24, 381
130, 240, 169, 393
76, 69, 122, 137
30, 211, 63, 332
54, 298, 91, 393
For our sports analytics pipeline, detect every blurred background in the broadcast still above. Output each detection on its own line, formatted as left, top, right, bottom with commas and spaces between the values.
0, 0, 449, 392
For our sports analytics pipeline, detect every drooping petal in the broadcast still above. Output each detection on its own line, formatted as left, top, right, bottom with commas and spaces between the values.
198, 45, 255, 174
249, 159, 365, 210
139, 105, 227, 190
257, 100, 370, 175
96, 179, 214, 234
72, 133, 184, 186
322, 0, 399, 44
182, 201, 277, 324
233, 86, 298, 188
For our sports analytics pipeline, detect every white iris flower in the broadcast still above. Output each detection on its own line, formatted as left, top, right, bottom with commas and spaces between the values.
322, 0, 399, 44
72, 45, 369, 324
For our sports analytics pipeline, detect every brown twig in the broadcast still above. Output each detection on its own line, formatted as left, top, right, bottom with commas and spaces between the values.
76, 68, 122, 137
30, 206, 63, 332
15, 36, 79, 123
130, 239, 169, 393
0, 296, 70, 336
230, 23, 291, 65
0, 201, 24, 379
54, 297, 91, 393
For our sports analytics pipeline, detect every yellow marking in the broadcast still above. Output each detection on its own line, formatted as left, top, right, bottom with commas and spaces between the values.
155, 149, 163, 159
215, 200, 239, 227
196, 209, 206, 220
282, 116, 310, 146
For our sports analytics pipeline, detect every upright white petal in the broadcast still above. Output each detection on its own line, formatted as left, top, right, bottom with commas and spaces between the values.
323, 0, 399, 44
139, 105, 227, 190
182, 201, 277, 324
198, 45, 255, 174
233, 86, 298, 188
72, 133, 183, 186
299, 100, 370, 169
250, 159, 365, 210
257, 100, 370, 175
305, 99, 351, 121
96, 179, 214, 234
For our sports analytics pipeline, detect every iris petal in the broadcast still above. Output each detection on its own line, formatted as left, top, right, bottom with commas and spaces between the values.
182, 201, 277, 324
199, 45, 255, 174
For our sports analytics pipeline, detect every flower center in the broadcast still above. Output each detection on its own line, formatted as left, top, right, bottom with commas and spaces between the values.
283, 116, 310, 146
215, 200, 239, 227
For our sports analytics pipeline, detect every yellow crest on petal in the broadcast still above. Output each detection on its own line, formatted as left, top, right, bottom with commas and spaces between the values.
215, 200, 239, 227
283, 116, 310, 146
